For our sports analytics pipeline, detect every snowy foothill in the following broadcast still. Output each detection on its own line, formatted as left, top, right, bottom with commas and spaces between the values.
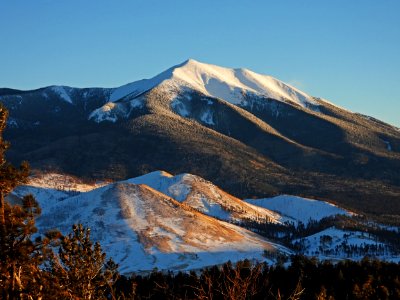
10, 171, 290, 274
30, 181, 287, 274
294, 227, 400, 263
10, 171, 399, 273
298, 227, 382, 251
245, 195, 353, 225
125, 171, 282, 223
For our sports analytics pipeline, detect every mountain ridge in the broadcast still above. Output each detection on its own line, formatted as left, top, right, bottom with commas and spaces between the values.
1, 60, 400, 218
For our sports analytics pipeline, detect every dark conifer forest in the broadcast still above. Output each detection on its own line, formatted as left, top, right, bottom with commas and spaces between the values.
121, 257, 400, 300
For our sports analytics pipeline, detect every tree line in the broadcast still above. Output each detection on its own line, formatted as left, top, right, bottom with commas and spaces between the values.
122, 256, 400, 299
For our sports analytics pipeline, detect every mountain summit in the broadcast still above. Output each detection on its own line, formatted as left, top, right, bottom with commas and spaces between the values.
109, 59, 316, 107
1, 60, 400, 217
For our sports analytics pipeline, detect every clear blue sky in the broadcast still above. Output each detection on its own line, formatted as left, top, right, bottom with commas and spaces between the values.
1, 0, 399, 126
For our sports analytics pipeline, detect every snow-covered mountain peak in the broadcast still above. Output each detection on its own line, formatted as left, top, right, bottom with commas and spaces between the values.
109, 59, 318, 108
168, 59, 317, 107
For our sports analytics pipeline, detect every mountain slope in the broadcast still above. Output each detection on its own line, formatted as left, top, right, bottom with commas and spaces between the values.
2, 59, 400, 218
245, 195, 352, 225
22, 180, 286, 273
126, 171, 282, 223
108, 59, 317, 108
12, 171, 399, 272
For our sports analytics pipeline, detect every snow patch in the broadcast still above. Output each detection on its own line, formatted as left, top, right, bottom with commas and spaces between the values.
200, 109, 215, 125
50, 86, 73, 104
130, 98, 143, 108
126, 171, 192, 202
382, 139, 392, 151
89, 95, 145, 123
192, 196, 231, 220
89, 102, 119, 122
171, 99, 190, 117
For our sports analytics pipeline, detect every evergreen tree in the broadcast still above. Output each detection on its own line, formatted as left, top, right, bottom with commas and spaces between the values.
0, 104, 29, 240
0, 104, 54, 299
51, 224, 119, 300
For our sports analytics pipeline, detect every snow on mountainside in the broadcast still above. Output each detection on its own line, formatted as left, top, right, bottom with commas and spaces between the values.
89, 59, 319, 125
26, 181, 286, 274
246, 195, 353, 225
25, 172, 108, 192
109, 64, 177, 102
11, 171, 400, 272
295, 227, 400, 263
11, 172, 107, 208
110, 59, 316, 107
88, 96, 145, 123
49, 86, 73, 104
126, 171, 282, 223
169, 59, 317, 107
17, 172, 352, 227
